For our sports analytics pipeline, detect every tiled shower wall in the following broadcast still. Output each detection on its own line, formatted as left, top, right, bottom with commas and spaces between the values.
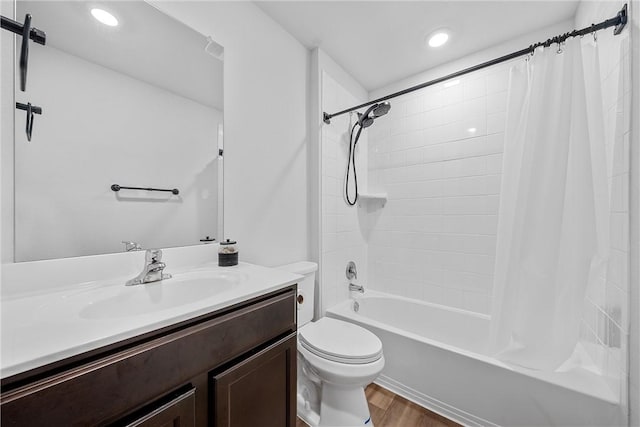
575, 0, 631, 409
320, 71, 368, 313
366, 64, 509, 314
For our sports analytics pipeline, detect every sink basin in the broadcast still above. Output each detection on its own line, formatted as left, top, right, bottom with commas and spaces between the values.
38, 270, 248, 320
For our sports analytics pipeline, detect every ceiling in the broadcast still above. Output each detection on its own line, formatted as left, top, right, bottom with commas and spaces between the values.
19, 1, 223, 109
256, 1, 579, 91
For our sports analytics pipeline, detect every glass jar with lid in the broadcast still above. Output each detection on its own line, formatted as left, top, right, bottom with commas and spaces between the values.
218, 239, 238, 266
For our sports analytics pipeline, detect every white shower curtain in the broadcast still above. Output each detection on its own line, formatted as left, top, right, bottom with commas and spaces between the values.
489, 37, 609, 371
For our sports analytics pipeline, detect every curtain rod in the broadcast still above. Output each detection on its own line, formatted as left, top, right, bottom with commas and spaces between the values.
322, 4, 627, 125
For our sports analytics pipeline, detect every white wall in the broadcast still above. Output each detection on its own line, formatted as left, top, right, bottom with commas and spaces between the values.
0, 0, 14, 276
152, 1, 309, 267
1, 0, 14, 264
13, 45, 221, 261
619, 0, 640, 424
629, 0, 640, 423
316, 49, 370, 313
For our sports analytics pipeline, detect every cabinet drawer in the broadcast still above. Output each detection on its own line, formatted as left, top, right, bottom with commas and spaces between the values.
1, 289, 295, 426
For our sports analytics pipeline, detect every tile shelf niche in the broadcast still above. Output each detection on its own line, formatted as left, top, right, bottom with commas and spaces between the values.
357, 192, 387, 206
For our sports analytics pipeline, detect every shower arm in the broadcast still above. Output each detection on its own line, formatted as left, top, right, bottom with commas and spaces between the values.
322, 4, 628, 125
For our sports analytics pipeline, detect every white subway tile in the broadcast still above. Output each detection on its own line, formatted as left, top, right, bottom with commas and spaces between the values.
486, 91, 508, 114
463, 97, 487, 117
443, 196, 490, 215
441, 287, 466, 309
443, 176, 490, 196
442, 104, 463, 124
442, 85, 463, 106
422, 283, 445, 305
487, 111, 507, 134
441, 157, 485, 179
421, 89, 443, 112
439, 234, 497, 255
486, 69, 509, 94
463, 77, 487, 100
442, 215, 497, 235
486, 153, 504, 174
463, 290, 490, 314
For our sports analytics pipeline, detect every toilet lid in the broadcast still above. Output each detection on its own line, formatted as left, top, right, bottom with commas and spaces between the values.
299, 317, 383, 364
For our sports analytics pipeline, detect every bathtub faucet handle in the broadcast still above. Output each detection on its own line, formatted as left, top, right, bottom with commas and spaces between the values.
346, 261, 357, 281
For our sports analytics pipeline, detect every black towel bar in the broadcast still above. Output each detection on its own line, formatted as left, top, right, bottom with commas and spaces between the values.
111, 184, 179, 195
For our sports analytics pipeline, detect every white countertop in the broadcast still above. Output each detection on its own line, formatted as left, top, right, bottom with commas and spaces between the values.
1, 261, 301, 379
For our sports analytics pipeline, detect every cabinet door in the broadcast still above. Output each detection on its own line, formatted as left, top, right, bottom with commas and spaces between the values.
125, 388, 195, 427
212, 333, 296, 427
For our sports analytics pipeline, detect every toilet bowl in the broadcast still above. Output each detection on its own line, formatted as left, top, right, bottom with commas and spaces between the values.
278, 262, 384, 427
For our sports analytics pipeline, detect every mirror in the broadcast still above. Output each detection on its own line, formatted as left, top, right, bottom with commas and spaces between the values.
10, 1, 223, 262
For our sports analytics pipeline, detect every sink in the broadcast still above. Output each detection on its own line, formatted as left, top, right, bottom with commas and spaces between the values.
38, 269, 248, 320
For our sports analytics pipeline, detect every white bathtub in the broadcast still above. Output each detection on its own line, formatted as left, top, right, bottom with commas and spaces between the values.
326, 292, 624, 427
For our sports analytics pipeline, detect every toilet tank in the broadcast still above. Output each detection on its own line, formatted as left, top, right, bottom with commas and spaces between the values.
277, 261, 317, 327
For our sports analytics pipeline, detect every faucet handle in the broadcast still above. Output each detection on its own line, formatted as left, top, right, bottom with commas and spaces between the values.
145, 249, 163, 263
346, 261, 357, 281
122, 241, 142, 252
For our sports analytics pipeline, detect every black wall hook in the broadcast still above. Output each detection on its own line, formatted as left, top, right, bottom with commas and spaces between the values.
19, 14, 31, 91
1, 14, 46, 92
16, 102, 42, 142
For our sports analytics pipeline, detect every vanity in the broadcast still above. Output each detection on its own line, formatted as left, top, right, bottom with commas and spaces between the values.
0, 250, 301, 426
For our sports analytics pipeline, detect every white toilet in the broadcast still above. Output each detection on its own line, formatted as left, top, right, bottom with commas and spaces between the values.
279, 262, 384, 427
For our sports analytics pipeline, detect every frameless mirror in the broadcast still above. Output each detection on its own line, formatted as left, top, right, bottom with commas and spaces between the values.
9, 1, 223, 262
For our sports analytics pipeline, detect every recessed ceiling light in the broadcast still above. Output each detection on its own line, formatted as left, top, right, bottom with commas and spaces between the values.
91, 8, 118, 27
428, 31, 449, 48
467, 127, 477, 133
443, 79, 460, 88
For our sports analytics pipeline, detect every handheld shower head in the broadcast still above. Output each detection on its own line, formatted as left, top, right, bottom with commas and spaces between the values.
372, 101, 391, 117
357, 112, 374, 128
357, 102, 391, 128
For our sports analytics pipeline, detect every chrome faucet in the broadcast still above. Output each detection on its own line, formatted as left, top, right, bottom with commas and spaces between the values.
346, 261, 364, 293
349, 282, 365, 293
126, 249, 172, 286
122, 241, 142, 252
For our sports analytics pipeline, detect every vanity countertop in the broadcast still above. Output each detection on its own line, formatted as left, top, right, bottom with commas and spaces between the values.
1, 261, 301, 379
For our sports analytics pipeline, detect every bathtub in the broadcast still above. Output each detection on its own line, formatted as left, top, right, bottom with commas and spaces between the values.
326, 292, 624, 427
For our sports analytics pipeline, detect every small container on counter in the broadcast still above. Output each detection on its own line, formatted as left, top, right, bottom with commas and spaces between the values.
218, 239, 238, 266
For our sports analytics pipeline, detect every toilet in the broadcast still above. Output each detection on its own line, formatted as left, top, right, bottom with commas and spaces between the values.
279, 262, 384, 427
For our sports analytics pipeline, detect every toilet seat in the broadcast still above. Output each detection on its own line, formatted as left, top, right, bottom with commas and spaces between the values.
299, 317, 383, 364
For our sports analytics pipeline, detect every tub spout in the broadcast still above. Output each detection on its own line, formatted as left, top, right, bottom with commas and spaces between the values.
349, 282, 364, 293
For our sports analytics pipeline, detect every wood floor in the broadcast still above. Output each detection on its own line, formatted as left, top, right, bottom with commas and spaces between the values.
296, 383, 460, 427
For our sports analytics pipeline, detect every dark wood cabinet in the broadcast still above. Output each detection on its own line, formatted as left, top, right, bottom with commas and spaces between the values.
124, 387, 196, 427
212, 334, 296, 427
1, 286, 297, 427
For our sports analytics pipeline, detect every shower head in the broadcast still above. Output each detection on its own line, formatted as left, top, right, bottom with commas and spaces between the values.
357, 102, 391, 128
372, 102, 391, 117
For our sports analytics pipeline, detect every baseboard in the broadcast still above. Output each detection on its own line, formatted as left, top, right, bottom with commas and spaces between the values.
374, 374, 499, 427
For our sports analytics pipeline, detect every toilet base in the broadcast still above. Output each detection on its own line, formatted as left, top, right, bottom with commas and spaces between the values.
319, 383, 372, 426
297, 382, 372, 427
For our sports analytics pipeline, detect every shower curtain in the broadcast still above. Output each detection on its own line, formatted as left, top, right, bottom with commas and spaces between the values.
489, 37, 609, 370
